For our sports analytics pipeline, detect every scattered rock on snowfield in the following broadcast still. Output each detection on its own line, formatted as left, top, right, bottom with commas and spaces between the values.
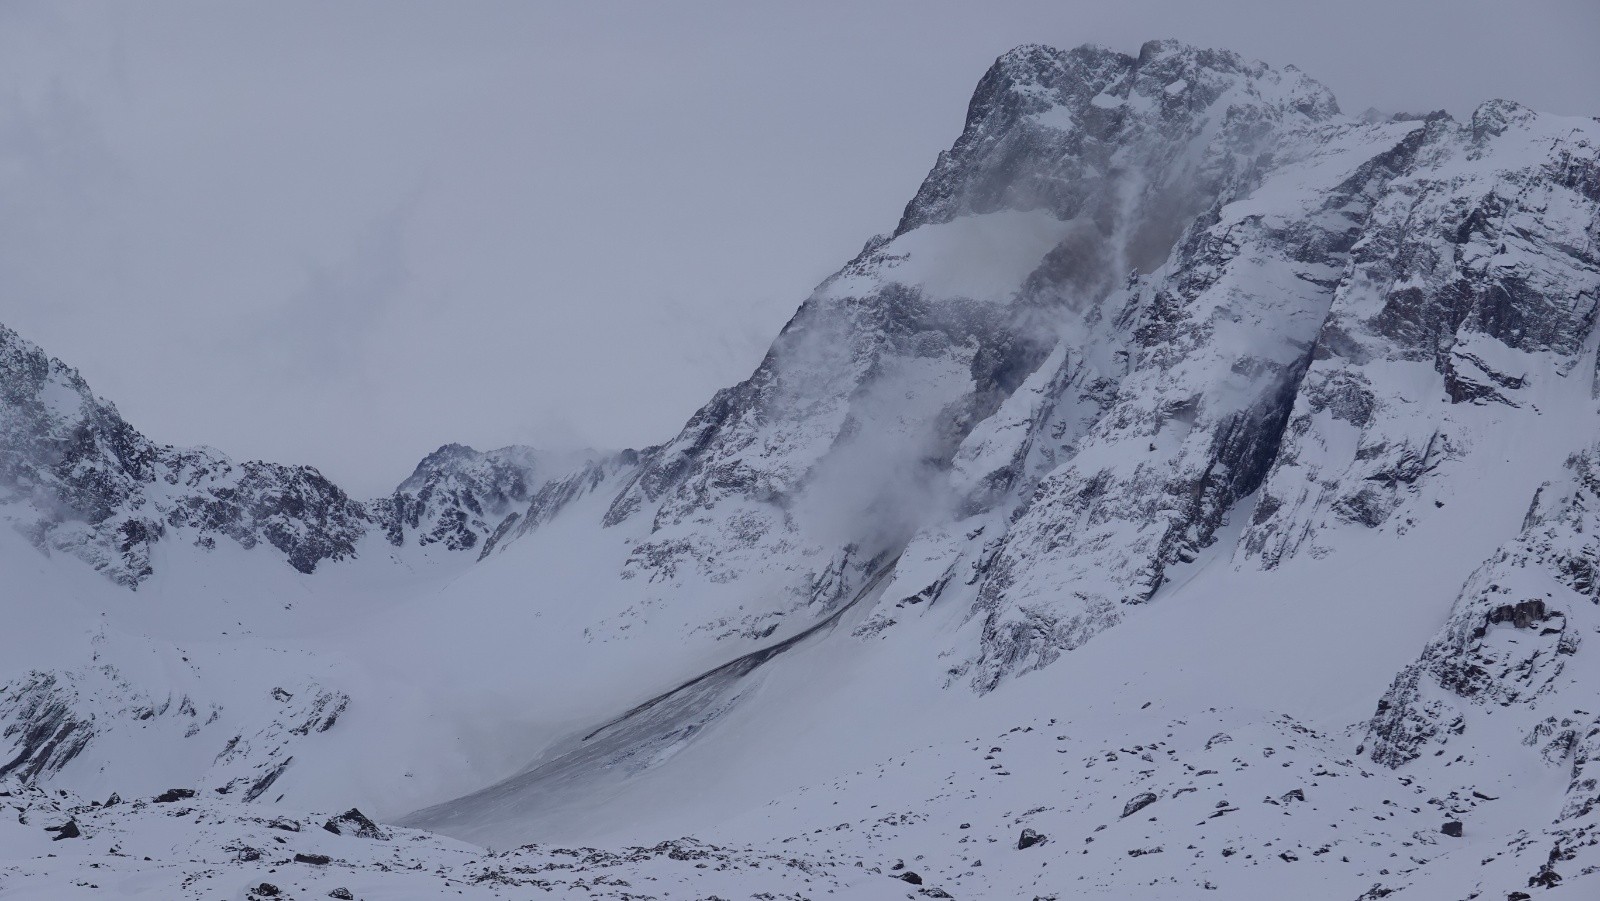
296, 852, 333, 865
1017, 828, 1046, 850
1441, 821, 1463, 837
323, 807, 388, 840
329, 890, 354, 900
153, 788, 196, 803
895, 870, 923, 884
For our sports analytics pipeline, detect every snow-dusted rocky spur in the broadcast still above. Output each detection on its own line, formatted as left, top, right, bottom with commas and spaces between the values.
4, 39, 1599, 900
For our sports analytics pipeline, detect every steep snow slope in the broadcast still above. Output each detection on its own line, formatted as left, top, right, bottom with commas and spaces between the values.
4, 38, 1600, 901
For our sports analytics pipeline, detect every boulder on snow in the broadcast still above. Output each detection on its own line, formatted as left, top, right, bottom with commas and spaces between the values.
1441, 820, 1463, 837
895, 870, 923, 884
1121, 791, 1158, 818
1528, 865, 1561, 888
295, 852, 332, 865
153, 788, 196, 803
1017, 828, 1046, 849
45, 819, 81, 840
323, 807, 389, 839
329, 891, 355, 900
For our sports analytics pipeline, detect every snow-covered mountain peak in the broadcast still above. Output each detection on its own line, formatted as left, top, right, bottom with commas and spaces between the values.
0, 321, 629, 583
5, 39, 1600, 900
375, 441, 615, 553
896, 40, 1339, 239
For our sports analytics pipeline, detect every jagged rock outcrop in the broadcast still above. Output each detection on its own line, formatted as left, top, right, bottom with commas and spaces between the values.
1241, 103, 1600, 565
1363, 447, 1600, 888
0, 324, 368, 585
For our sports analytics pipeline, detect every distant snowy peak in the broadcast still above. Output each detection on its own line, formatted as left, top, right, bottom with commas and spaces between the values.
0, 323, 367, 586
0, 323, 627, 585
371, 442, 600, 553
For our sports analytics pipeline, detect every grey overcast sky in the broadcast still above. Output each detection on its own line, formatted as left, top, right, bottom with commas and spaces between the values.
3, 0, 1596, 495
